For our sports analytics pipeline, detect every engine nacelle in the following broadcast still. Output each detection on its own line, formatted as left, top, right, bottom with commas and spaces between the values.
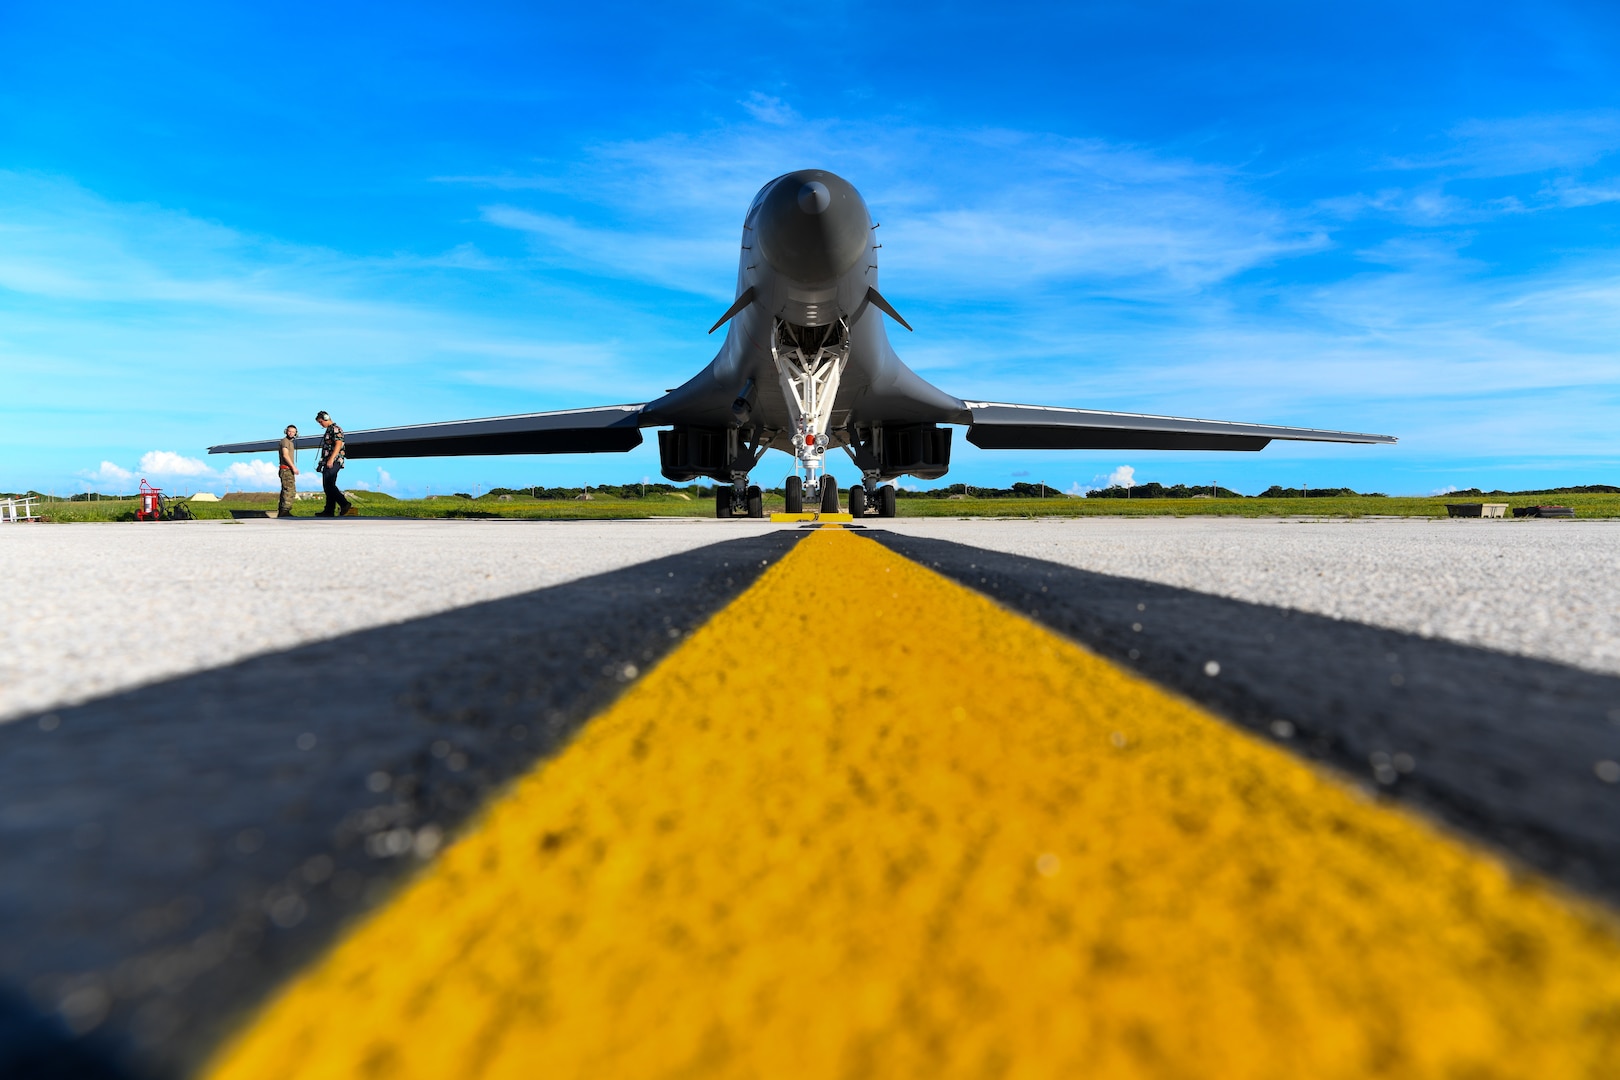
848, 423, 952, 481
658, 426, 741, 483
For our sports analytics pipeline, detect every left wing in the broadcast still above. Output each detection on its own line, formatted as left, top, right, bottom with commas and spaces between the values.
963, 402, 1396, 452
208, 404, 647, 459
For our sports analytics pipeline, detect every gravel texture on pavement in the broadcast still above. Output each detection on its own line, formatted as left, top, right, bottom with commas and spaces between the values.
0, 519, 754, 724
880, 517, 1620, 676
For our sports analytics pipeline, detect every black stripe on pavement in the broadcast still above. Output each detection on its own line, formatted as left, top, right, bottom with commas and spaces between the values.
0, 532, 801, 1080
871, 532, 1620, 908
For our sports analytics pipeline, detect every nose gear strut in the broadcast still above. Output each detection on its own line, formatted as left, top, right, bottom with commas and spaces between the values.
770, 317, 851, 506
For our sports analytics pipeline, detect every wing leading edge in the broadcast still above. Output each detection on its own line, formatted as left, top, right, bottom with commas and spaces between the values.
963, 402, 1397, 452
207, 404, 647, 459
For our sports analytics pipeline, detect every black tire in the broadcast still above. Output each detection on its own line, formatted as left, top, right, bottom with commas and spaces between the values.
715, 485, 732, 518
746, 485, 764, 518
878, 485, 897, 518
849, 485, 867, 517
785, 476, 803, 514
819, 475, 840, 514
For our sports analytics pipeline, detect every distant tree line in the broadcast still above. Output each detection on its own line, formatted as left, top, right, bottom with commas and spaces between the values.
1090, 483, 1251, 499
484, 483, 693, 500
1443, 485, 1620, 496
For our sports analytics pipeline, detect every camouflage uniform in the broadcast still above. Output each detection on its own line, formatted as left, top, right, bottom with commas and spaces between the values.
278, 436, 297, 516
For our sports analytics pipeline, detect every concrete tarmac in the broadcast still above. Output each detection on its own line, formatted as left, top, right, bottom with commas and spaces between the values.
8, 517, 1618, 727
881, 517, 1620, 676
0, 518, 744, 724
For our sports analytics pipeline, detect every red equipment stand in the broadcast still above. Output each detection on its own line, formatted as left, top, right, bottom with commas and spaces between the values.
137, 478, 163, 521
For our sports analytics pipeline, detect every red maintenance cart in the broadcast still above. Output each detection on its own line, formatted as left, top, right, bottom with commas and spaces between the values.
137, 478, 163, 521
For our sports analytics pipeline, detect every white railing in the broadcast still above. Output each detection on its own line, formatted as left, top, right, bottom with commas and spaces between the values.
1, 496, 40, 523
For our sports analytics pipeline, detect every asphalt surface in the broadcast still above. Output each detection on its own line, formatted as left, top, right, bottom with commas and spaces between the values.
0, 518, 746, 724
4, 517, 1619, 1078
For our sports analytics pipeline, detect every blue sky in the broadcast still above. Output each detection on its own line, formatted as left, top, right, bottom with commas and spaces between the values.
3, 1, 1618, 497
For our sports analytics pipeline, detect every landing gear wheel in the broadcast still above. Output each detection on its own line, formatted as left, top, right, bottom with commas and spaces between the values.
784, 476, 803, 514
819, 475, 840, 514
715, 485, 733, 519
878, 485, 897, 518
746, 485, 763, 518
849, 485, 867, 517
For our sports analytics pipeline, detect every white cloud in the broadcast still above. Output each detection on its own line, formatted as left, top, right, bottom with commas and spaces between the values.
90, 460, 134, 485
77, 451, 287, 494
138, 450, 212, 477
222, 459, 281, 487
1107, 465, 1136, 489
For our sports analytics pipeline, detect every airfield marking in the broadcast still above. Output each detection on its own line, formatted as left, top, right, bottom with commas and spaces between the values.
206, 527, 1620, 1079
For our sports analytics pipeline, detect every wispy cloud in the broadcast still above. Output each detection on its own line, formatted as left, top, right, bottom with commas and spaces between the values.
479, 205, 737, 298
471, 121, 1327, 299
741, 92, 799, 126
0, 170, 679, 491
1389, 111, 1620, 178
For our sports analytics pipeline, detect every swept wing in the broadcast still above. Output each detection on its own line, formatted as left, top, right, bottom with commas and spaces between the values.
207, 404, 647, 459
963, 402, 1397, 452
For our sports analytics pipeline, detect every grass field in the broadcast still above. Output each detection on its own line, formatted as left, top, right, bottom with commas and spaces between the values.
18, 490, 1620, 522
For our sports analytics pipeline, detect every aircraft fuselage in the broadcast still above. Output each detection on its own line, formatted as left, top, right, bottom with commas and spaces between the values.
643, 170, 964, 488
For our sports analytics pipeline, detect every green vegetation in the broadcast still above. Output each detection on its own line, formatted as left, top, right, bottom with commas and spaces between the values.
18, 487, 1620, 521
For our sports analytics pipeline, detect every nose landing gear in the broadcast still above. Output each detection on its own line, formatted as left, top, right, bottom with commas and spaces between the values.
819, 476, 840, 513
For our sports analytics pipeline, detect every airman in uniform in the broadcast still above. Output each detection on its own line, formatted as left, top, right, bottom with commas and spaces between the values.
315, 411, 356, 517
278, 425, 300, 517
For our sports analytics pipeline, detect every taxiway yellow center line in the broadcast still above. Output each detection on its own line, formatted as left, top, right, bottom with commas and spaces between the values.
208, 528, 1620, 1079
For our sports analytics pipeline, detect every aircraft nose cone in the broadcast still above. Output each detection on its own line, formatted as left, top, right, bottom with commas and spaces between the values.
797, 181, 831, 214
755, 170, 870, 283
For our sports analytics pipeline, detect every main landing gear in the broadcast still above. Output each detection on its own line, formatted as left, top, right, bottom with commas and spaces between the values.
715, 483, 763, 519
847, 482, 896, 518
714, 474, 896, 519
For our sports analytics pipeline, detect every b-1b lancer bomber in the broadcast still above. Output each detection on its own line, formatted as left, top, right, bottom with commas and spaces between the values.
212, 170, 1395, 517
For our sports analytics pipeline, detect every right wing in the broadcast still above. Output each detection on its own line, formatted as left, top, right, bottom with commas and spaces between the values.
208, 404, 647, 459
963, 402, 1397, 452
